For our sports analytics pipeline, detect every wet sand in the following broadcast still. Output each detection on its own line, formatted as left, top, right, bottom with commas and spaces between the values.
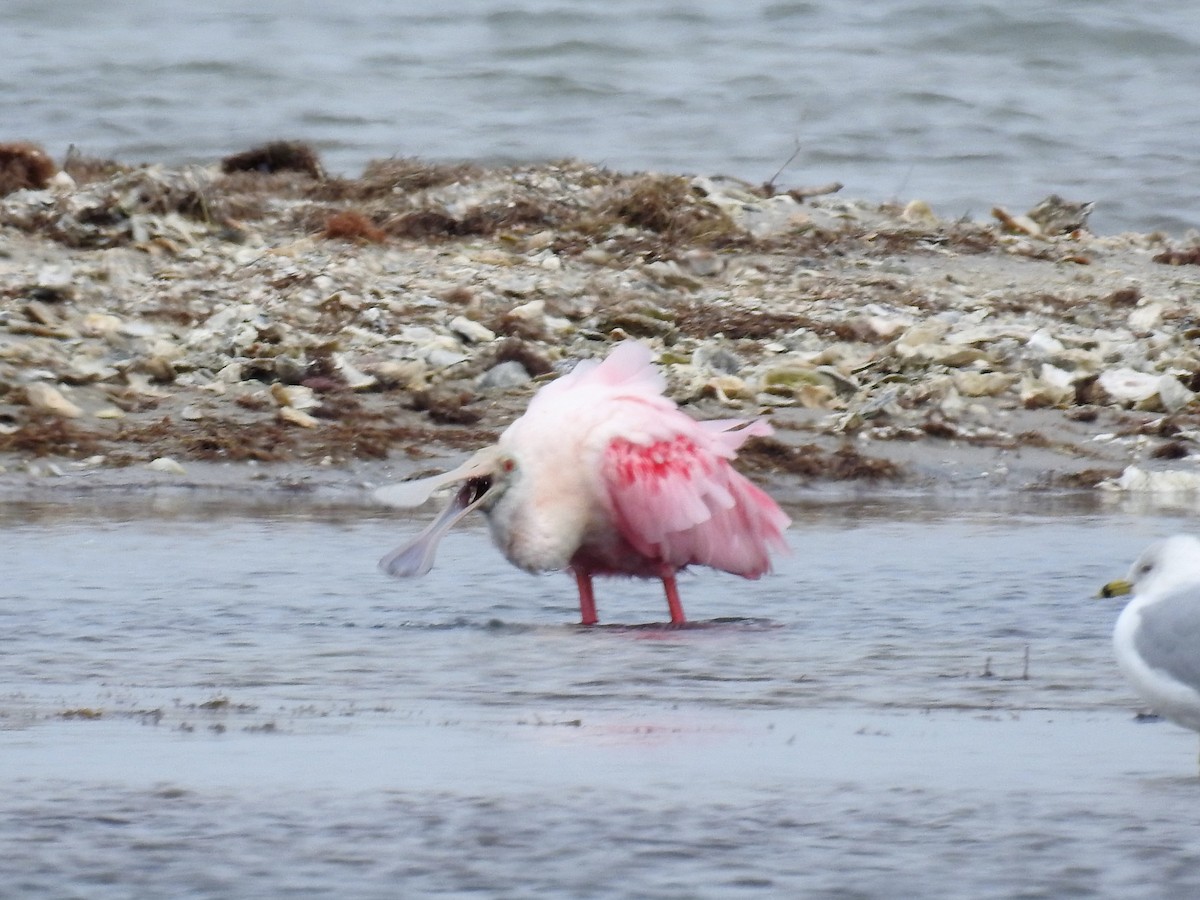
6, 709, 1200, 898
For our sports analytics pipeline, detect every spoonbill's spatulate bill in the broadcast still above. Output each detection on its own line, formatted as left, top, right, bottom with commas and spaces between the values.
377, 341, 790, 625
1102, 534, 1200, 767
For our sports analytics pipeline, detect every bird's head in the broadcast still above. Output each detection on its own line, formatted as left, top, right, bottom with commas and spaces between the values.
1099, 534, 1200, 600
375, 446, 518, 577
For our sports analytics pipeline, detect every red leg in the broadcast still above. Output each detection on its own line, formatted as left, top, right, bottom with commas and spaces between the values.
572, 568, 598, 626
662, 571, 686, 625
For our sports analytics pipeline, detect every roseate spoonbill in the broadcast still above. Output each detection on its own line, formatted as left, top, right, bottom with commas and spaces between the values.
377, 341, 790, 625
1102, 535, 1200, 767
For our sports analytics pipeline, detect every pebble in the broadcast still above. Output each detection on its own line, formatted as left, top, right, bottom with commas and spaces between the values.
333, 354, 377, 391
147, 456, 187, 475
449, 316, 496, 344
1021, 364, 1076, 408
370, 359, 427, 390
271, 383, 318, 410
279, 406, 320, 428
79, 313, 123, 338
692, 345, 743, 376
24, 383, 83, 417
478, 360, 531, 390
425, 348, 470, 369
954, 371, 1016, 398
1128, 303, 1164, 333
681, 249, 725, 278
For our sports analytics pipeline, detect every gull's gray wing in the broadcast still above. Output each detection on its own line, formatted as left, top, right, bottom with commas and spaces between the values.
1135, 585, 1200, 691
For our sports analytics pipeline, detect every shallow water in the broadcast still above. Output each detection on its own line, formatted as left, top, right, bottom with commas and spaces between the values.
4, 496, 1200, 897
3, 1, 1197, 234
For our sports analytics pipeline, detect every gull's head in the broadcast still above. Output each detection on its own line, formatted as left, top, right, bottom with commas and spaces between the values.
1101, 534, 1200, 599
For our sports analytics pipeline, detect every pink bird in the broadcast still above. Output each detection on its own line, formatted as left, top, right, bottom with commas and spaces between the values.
376, 341, 790, 625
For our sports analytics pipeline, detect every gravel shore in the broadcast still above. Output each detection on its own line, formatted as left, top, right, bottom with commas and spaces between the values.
2, 144, 1199, 505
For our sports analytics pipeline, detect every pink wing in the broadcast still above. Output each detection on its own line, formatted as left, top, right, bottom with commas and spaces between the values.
600, 417, 790, 578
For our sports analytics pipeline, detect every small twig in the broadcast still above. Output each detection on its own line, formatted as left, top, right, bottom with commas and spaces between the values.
761, 141, 803, 197
787, 181, 843, 203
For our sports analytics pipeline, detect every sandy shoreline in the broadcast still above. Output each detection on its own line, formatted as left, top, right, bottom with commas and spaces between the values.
2, 145, 1200, 503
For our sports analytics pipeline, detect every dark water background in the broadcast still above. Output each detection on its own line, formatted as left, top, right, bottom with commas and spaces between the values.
4, 495, 1200, 897
2, 0, 1197, 234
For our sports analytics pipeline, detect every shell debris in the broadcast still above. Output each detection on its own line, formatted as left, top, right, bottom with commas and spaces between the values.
0, 151, 1194, 484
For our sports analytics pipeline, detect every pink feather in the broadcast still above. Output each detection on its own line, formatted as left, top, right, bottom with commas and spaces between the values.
601, 421, 789, 578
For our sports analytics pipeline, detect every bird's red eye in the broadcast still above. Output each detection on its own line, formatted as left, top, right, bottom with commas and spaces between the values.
502, 458, 515, 473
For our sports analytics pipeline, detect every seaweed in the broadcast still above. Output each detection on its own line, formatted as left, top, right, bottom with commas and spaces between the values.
0, 142, 57, 195
221, 141, 325, 179
737, 436, 904, 481
0, 414, 103, 458
323, 210, 388, 243
1152, 246, 1200, 267
61, 147, 130, 185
